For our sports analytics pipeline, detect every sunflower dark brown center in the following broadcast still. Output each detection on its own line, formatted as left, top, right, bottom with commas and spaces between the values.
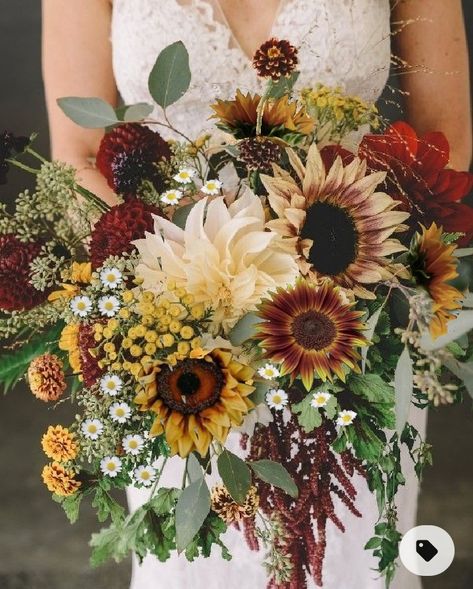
300, 202, 358, 276
292, 310, 337, 350
157, 358, 225, 415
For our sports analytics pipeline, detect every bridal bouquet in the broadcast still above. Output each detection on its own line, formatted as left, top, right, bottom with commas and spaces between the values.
1, 39, 473, 587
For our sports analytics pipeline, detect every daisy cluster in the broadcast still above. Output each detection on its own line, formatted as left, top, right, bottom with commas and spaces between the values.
159, 165, 223, 208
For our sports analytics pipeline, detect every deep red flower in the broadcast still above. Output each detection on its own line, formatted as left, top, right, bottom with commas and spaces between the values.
0, 234, 46, 311
89, 198, 162, 269
320, 144, 355, 172
78, 323, 104, 387
96, 123, 171, 196
359, 121, 473, 244
0, 131, 29, 185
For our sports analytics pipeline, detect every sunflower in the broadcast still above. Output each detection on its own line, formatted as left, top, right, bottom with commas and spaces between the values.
411, 223, 463, 338
262, 143, 410, 298
134, 348, 255, 457
256, 280, 367, 390
210, 90, 314, 140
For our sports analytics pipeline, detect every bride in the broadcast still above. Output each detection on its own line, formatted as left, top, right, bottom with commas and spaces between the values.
42, 1, 471, 587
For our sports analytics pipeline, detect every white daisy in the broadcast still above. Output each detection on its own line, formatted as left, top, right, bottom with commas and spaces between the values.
109, 401, 132, 423
70, 295, 92, 318
98, 295, 120, 317
266, 389, 288, 411
173, 168, 196, 184
336, 410, 357, 427
201, 179, 222, 195
160, 189, 183, 205
311, 391, 332, 409
99, 267, 123, 289
81, 418, 103, 440
134, 464, 156, 487
122, 434, 145, 456
258, 363, 280, 380
100, 373, 123, 397
100, 456, 122, 478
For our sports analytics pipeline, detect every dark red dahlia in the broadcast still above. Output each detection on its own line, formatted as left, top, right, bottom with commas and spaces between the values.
0, 234, 46, 311
78, 323, 104, 387
89, 198, 161, 269
359, 121, 473, 244
0, 131, 29, 184
252, 38, 298, 81
96, 123, 171, 196
320, 144, 356, 172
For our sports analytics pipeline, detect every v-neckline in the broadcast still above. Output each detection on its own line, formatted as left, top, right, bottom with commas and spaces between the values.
213, 0, 286, 62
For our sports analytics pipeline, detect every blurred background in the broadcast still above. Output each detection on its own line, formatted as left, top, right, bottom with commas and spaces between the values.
0, 2, 472, 588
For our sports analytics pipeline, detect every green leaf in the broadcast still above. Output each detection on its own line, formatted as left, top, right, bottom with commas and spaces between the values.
365, 536, 383, 550
57, 97, 119, 128
124, 102, 154, 122
228, 312, 260, 346
217, 449, 251, 504
149, 487, 180, 515
445, 358, 473, 399
361, 306, 383, 373
266, 72, 300, 100
62, 492, 83, 524
92, 486, 125, 523
250, 459, 298, 499
148, 41, 191, 109
292, 394, 322, 432
172, 202, 194, 229
348, 374, 394, 404
394, 346, 413, 435
420, 310, 473, 351
175, 477, 210, 552
0, 323, 64, 393
187, 453, 203, 482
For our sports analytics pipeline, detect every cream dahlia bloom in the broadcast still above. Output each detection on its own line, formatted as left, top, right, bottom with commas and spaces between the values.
134, 190, 299, 332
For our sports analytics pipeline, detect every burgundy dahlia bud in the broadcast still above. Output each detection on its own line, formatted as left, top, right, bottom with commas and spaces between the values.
96, 123, 171, 197
89, 198, 162, 269
0, 131, 29, 185
252, 38, 298, 81
0, 234, 46, 311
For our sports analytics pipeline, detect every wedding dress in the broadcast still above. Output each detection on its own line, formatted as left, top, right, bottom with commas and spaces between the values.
111, 1, 426, 587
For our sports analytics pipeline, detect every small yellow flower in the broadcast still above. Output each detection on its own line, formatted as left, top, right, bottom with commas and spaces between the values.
180, 326, 194, 340
177, 341, 190, 355
70, 262, 92, 284
161, 334, 175, 348
145, 330, 158, 343
144, 343, 157, 355
122, 290, 134, 304
130, 345, 143, 358
169, 320, 182, 333
122, 337, 132, 349
119, 308, 131, 320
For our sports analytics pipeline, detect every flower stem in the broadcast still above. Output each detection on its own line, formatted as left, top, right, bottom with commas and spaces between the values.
7, 158, 38, 175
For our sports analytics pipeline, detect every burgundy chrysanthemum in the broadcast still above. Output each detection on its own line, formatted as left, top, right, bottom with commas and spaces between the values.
89, 198, 162, 269
0, 130, 29, 184
252, 38, 299, 81
96, 123, 171, 196
359, 121, 473, 244
0, 234, 46, 311
78, 323, 104, 387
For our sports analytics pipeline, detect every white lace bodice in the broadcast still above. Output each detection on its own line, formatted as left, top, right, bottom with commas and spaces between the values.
112, 0, 392, 139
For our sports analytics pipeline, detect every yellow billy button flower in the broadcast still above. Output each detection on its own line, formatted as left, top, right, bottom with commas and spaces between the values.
180, 326, 194, 340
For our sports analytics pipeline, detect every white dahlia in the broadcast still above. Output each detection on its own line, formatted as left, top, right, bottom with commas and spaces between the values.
134, 190, 298, 332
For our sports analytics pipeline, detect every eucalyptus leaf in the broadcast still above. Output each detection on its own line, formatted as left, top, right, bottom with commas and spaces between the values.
57, 97, 119, 128
462, 292, 473, 308
361, 306, 383, 373
455, 248, 473, 258
394, 346, 413, 435
172, 202, 194, 229
175, 477, 210, 553
124, 102, 155, 122
250, 459, 298, 499
266, 72, 300, 100
217, 450, 251, 504
420, 310, 473, 351
228, 312, 260, 346
445, 358, 473, 399
148, 41, 191, 109
187, 453, 203, 483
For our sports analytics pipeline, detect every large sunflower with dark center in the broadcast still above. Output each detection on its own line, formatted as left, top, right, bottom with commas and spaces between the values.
262, 143, 410, 299
134, 349, 255, 457
257, 280, 368, 390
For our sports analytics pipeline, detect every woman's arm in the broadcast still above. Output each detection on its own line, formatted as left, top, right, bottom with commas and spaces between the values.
42, 0, 119, 205
392, 0, 472, 170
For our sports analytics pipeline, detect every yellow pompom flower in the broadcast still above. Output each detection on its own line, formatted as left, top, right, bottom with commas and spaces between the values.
180, 326, 194, 340
42, 462, 81, 496
41, 425, 78, 462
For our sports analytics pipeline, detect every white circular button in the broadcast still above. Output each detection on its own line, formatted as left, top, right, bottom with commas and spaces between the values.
399, 525, 455, 576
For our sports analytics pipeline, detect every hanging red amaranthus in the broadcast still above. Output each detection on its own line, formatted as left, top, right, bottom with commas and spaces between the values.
244, 410, 365, 588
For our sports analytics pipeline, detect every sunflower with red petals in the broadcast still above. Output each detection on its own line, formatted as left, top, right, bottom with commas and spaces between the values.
256, 280, 368, 390
360, 122, 473, 244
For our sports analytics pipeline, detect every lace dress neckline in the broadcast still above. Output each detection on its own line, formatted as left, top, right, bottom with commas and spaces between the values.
172, 0, 296, 62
